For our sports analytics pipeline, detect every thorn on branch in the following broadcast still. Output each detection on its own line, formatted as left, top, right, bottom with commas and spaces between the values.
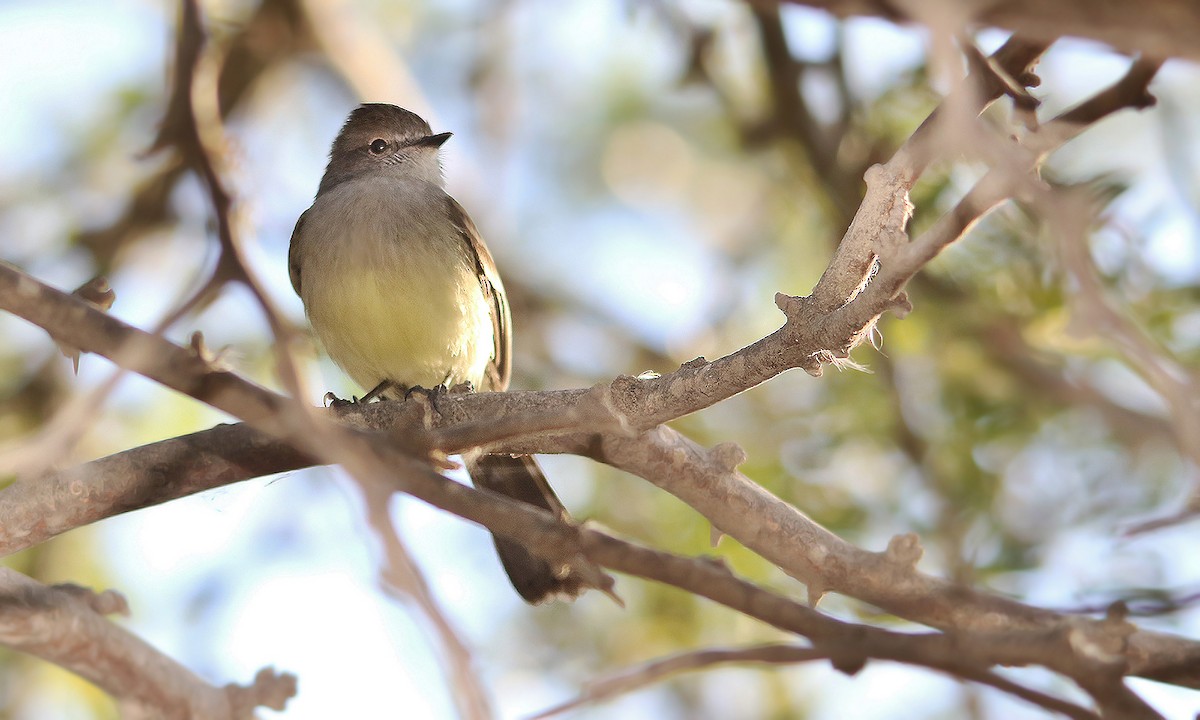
1099, 602, 1138, 649
885, 533, 923, 569
709, 442, 747, 473
698, 554, 734, 576
887, 292, 913, 318
577, 555, 624, 608
51, 584, 129, 617
772, 294, 832, 377
961, 36, 1041, 112
1054, 57, 1163, 129
827, 647, 868, 676
1105, 601, 1131, 625
801, 355, 824, 378
55, 276, 115, 374
774, 292, 806, 319
186, 331, 230, 371
1122, 59, 1161, 111
1066, 617, 1129, 669
224, 667, 298, 714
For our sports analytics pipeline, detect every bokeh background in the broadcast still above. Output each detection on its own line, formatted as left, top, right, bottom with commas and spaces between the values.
2, 0, 1200, 718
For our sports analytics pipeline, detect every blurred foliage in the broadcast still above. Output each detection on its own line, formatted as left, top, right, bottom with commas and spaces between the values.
1, 0, 1198, 718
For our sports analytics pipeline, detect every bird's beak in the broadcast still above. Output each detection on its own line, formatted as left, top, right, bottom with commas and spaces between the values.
414, 131, 452, 148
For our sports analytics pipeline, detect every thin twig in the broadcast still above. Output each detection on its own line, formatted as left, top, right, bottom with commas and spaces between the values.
362, 481, 494, 720
529, 645, 828, 719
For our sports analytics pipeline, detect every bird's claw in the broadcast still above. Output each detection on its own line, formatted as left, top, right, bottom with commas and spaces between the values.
403, 384, 447, 402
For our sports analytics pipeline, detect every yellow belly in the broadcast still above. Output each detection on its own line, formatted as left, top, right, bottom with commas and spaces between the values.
297, 178, 494, 392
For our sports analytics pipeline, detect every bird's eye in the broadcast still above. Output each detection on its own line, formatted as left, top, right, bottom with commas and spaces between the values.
369, 139, 389, 154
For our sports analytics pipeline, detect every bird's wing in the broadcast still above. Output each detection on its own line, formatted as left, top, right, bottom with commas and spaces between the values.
287, 208, 309, 296
445, 196, 512, 392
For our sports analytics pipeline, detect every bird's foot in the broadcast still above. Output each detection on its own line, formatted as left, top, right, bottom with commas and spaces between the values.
324, 379, 396, 408
403, 384, 449, 402
360, 380, 395, 403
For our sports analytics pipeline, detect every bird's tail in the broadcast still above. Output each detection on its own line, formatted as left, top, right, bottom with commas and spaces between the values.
464, 453, 589, 603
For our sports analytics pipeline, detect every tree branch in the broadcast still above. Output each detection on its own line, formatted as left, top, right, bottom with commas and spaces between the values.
759, 0, 1200, 62
0, 569, 295, 719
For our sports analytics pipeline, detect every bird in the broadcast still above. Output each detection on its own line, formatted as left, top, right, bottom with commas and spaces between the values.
288, 103, 586, 603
